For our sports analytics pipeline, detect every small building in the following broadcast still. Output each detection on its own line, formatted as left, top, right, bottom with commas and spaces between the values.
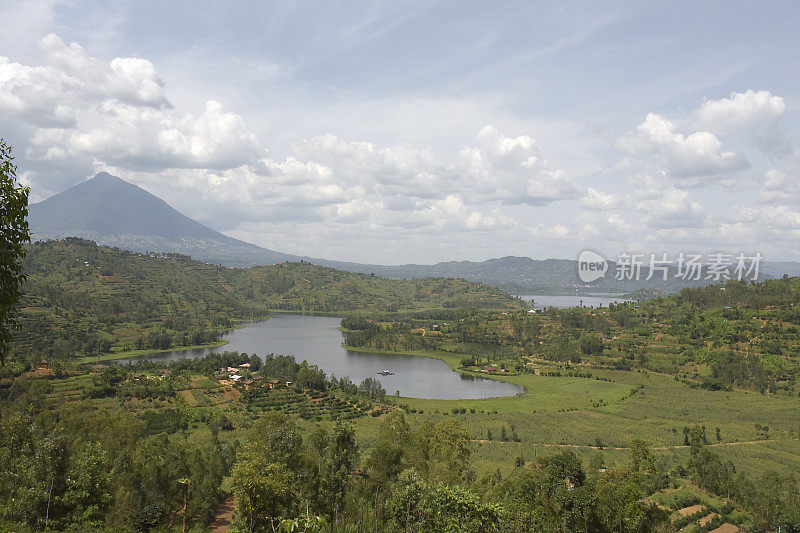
238, 363, 251, 369
285, 381, 294, 387
268, 379, 280, 389
226, 367, 238, 373
231, 374, 242, 383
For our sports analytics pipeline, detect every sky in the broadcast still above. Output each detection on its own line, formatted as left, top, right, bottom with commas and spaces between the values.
1, 0, 799, 264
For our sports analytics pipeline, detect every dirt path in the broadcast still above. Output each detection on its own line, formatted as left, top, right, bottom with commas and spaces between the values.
470, 439, 778, 450
532, 439, 773, 451
210, 495, 236, 532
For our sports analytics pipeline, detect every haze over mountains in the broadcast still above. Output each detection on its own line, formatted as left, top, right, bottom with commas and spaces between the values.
29, 173, 791, 294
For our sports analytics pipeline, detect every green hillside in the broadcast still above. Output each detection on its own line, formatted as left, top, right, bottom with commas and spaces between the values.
12, 238, 521, 361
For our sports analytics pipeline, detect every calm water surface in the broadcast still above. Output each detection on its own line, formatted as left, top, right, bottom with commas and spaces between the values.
128, 314, 523, 400
516, 293, 633, 309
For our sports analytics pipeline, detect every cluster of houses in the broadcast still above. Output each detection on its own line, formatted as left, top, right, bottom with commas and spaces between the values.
81, 360, 294, 390
218, 362, 251, 383
480, 366, 510, 374
215, 363, 293, 389
30, 360, 55, 378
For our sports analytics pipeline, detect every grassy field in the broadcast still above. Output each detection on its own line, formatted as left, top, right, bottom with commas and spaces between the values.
343, 349, 800, 479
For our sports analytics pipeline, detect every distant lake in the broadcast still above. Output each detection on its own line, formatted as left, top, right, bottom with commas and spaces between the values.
516, 293, 633, 309
126, 314, 523, 400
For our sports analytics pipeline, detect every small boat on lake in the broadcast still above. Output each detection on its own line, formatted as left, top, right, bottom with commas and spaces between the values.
377, 370, 394, 376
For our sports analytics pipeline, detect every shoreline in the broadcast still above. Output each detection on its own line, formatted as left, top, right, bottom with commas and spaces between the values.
83, 315, 528, 401
79, 316, 268, 363
342, 343, 528, 396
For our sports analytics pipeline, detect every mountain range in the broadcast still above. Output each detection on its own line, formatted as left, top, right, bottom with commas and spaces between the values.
29, 173, 793, 294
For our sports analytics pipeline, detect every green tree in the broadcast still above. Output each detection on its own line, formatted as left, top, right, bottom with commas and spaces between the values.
231, 413, 309, 530
0, 139, 30, 365
365, 412, 410, 487
232, 460, 296, 529
312, 421, 359, 520
578, 333, 605, 355
428, 418, 472, 485
595, 468, 664, 533
60, 441, 111, 527
385, 469, 431, 530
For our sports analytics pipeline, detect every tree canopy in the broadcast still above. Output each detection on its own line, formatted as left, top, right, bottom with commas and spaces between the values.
0, 140, 30, 364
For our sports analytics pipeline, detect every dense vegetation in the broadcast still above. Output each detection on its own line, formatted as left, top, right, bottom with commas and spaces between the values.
344, 278, 800, 394
11, 238, 520, 361
2, 350, 799, 531
4, 237, 800, 531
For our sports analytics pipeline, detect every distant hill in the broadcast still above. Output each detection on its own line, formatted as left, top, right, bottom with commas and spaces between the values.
760, 260, 800, 278
29, 173, 784, 294
325, 256, 718, 294
29, 172, 300, 266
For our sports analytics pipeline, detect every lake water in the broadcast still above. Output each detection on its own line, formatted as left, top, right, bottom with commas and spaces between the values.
128, 314, 523, 400
516, 293, 633, 309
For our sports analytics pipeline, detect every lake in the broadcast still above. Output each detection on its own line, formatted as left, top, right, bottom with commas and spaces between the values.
128, 314, 523, 400
516, 293, 633, 309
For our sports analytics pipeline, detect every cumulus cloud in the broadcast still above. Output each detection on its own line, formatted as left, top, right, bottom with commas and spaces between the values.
6, 31, 800, 262
757, 169, 799, 204
617, 113, 748, 184
409, 194, 515, 231
3, 34, 266, 171
290, 134, 452, 198
698, 90, 785, 130
0, 34, 170, 129
697, 90, 791, 155
0, 56, 77, 127
25, 99, 264, 170
287, 126, 581, 207
0, 32, 587, 257
627, 173, 708, 229
462, 125, 582, 205
39, 34, 169, 108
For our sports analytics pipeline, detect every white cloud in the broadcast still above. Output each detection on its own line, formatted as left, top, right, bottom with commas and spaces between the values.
617, 113, 748, 185
5, 27, 800, 262
580, 187, 620, 210
757, 169, 799, 204
628, 173, 708, 229
763, 169, 787, 191
697, 90, 791, 155
461, 125, 581, 205
25, 99, 264, 170
290, 134, 452, 197
39, 34, 169, 108
0, 34, 171, 129
0, 56, 77, 127
2, 34, 266, 172
697, 90, 785, 131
